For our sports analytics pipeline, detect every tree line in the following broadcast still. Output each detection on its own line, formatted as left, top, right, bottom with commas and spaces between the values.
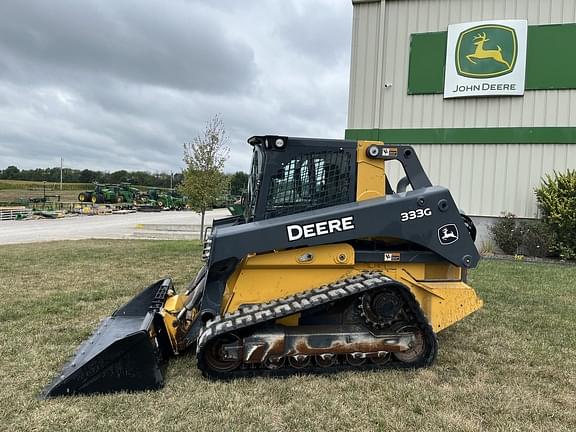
0, 164, 249, 196
0, 165, 182, 189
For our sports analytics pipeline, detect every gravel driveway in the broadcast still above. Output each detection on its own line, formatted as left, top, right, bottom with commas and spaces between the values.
0, 209, 230, 245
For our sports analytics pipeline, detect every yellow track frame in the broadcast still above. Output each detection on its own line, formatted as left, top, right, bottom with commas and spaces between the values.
221, 244, 482, 333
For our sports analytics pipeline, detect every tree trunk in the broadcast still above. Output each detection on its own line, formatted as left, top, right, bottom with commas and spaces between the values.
200, 209, 206, 241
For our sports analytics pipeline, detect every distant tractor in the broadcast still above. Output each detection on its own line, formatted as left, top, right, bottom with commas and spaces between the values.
115, 183, 140, 204
156, 189, 187, 210
134, 188, 161, 209
78, 183, 142, 205
77, 183, 107, 203
135, 188, 186, 210
77, 190, 93, 203
90, 184, 119, 204
168, 190, 186, 210
147, 188, 163, 207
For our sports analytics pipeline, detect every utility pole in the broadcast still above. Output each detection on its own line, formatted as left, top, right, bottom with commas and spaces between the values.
170, 171, 173, 189
60, 157, 63, 191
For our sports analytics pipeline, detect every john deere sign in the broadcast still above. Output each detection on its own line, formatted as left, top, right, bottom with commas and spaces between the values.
444, 20, 527, 99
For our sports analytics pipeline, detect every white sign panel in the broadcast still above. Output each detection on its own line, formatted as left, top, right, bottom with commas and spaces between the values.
444, 20, 528, 98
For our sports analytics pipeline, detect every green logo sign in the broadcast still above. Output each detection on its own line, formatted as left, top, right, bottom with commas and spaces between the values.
456, 24, 517, 78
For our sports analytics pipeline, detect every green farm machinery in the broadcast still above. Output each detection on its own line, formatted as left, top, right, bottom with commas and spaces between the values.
77, 188, 94, 203
135, 188, 186, 210
78, 183, 140, 205
76, 183, 114, 204
116, 183, 140, 204
166, 190, 186, 210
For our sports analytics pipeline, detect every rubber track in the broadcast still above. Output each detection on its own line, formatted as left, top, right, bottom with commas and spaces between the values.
196, 271, 437, 379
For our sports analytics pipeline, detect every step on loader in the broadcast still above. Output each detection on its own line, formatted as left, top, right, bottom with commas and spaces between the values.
41, 136, 483, 397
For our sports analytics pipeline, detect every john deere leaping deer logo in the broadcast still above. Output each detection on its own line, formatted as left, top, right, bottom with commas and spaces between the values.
467, 32, 511, 68
456, 24, 517, 78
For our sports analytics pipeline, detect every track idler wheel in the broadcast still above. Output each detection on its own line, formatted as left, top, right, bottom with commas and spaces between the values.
203, 334, 242, 373
392, 325, 427, 365
358, 286, 437, 368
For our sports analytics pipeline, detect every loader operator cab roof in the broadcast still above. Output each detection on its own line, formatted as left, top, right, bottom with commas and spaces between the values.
244, 135, 357, 222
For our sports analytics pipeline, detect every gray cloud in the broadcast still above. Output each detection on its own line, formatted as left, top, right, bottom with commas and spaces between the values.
0, 0, 257, 93
0, 0, 352, 174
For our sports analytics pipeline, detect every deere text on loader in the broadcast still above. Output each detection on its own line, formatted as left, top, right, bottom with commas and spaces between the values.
42, 136, 482, 397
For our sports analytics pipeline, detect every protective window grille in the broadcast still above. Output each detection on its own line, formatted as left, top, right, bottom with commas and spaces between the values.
265, 151, 352, 219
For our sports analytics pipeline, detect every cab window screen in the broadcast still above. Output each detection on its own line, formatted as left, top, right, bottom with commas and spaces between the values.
264, 151, 352, 219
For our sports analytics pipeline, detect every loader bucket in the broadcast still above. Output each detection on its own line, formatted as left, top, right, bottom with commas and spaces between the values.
40, 279, 174, 398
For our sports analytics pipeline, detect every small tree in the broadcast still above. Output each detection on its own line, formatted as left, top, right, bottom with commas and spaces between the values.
181, 115, 230, 237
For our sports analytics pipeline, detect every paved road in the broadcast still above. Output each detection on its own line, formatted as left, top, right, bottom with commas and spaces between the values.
0, 209, 230, 245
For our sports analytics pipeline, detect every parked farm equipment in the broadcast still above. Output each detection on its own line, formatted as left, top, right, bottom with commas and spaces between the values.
116, 183, 140, 204
135, 188, 186, 210
77, 183, 114, 204
78, 183, 140, 205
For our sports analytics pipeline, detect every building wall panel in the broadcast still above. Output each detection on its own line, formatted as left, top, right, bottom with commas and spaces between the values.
348, 0, 576, 130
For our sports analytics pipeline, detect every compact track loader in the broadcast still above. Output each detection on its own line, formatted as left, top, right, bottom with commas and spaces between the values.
42, 136, 483, 397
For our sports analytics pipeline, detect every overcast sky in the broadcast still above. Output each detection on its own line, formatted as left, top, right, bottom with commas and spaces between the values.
0, 0, 353, 174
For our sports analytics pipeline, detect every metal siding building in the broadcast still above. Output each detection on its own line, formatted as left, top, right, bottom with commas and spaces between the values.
347, 0, 576, 220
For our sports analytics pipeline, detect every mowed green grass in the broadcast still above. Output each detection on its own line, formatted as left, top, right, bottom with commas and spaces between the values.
0, 241, 574, 432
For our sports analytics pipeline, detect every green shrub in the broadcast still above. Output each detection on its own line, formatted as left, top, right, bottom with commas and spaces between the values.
519, 219, 555, 258
489, 213, 523, 255
490, 214, 555, 257
535, 170, 576, 260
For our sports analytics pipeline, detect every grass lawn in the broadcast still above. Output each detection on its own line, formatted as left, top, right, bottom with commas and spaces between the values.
0, 240, 575, 431
0, 189, 82, 203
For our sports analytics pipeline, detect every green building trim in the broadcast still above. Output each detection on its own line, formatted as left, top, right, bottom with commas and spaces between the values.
345, 127, 576, 144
